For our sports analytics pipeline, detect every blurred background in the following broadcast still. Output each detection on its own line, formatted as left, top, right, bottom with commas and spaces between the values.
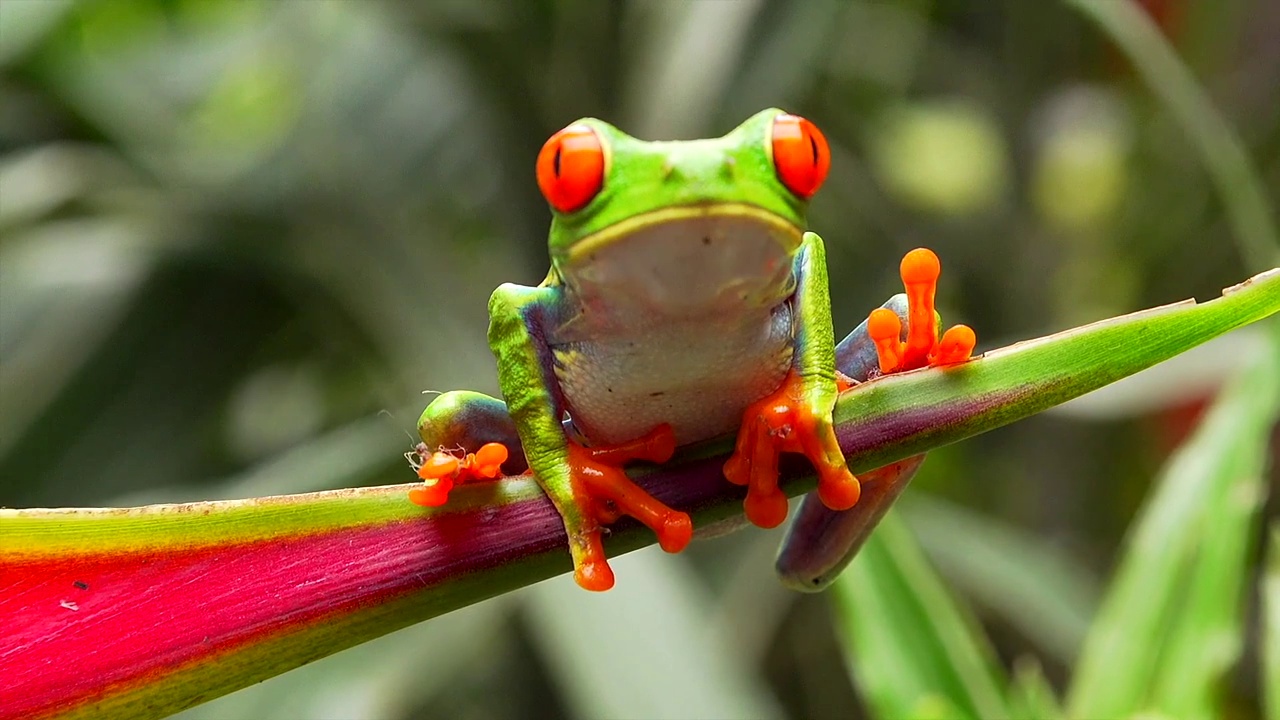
2, 0, 1277, 718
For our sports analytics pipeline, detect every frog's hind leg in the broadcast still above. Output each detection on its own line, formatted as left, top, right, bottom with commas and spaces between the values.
409, 390, 524, 507
776, 249, 976, 591
773, 296, 917, 589
777, 455, 925, 591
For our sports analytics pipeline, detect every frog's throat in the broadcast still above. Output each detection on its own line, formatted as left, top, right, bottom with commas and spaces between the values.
559, 203, 803, 266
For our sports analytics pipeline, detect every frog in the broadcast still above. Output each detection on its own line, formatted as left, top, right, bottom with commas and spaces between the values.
407, 109, 975, 592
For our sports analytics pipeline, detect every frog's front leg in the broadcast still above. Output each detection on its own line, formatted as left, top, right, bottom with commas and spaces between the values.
488, 283, 693, 592
724, 231, 860, 528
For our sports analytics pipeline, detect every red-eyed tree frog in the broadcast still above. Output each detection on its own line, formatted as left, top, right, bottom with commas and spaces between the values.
407, 109, 975, 592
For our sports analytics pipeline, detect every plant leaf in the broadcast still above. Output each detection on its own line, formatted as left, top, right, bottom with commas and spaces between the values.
1, 268, 1277, 720
1266, 523, 1280, 720
833, 511, 1012, 720
1065, 324, 1279, 719
1008, 656, 1064, 720
523, 550, 783, 720
903, 496, 1099, 664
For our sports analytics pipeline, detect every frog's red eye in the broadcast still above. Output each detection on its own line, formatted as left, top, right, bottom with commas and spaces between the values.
536, 123, 605, 213
771, 114, 830, 199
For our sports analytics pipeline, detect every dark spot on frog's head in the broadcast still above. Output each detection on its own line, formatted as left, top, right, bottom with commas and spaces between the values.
73, 581, 89, 591
607, 387, 613, 393
702, 236, 712, 246
649, 391, 665, 397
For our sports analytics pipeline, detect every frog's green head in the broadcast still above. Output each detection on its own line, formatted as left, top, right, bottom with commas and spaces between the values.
535, 108, 831, 317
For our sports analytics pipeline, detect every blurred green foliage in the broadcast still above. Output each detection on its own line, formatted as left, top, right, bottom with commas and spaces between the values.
2, 0, 1277, 718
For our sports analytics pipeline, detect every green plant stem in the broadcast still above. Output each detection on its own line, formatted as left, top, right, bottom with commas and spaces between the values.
4, 268, 1279, 720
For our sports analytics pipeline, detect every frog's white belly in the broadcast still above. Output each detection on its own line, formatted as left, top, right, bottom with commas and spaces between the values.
552, 303, 794, 446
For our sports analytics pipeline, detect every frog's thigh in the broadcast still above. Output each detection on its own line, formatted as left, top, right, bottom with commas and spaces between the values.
418, 390, 525, 468
776, 454, 925, 591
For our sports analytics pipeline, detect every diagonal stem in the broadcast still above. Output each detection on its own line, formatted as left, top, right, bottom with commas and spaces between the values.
1, 268, 1278, 720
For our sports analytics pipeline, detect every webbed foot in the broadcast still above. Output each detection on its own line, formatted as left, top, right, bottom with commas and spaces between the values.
867, 248, 976, 373
407, 442, 508, 507
723, 370, 860, 529
562, 424, 693, 591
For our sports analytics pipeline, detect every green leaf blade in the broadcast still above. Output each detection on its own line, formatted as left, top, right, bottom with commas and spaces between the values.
834, 511, 1011, 720
1008, 658, 1064, 720
1265, 524, 1280, 720
1066, 332, 1280, 719
904, 497, 1099, 664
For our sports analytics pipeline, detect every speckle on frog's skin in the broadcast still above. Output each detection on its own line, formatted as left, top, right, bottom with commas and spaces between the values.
60, 600, 79, 611
702, 236, 712, 246
73, 581, 89, 591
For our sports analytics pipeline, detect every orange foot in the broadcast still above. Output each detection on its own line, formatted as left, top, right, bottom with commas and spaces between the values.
563, 423, 694, 592
867, 248, 976, 374
407, 441, 508, 507
723, 370, 860, 530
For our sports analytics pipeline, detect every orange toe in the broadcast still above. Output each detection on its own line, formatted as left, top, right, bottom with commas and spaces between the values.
900, 247, 940, 285
657, 513, 694, 553
574, 557, 616, 592
817, 472, 861, 510
868, 307, 904, 374
417, 452, 459, 480
931, 324, 976, 366
468, 442, 509, 478
902, 248, 940, 368
408, 476, 454, 507
744, 489, 789, 529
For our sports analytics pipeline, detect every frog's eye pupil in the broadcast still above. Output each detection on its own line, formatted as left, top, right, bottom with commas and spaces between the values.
771, 113, 830, 199
537, 123, 605, 213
